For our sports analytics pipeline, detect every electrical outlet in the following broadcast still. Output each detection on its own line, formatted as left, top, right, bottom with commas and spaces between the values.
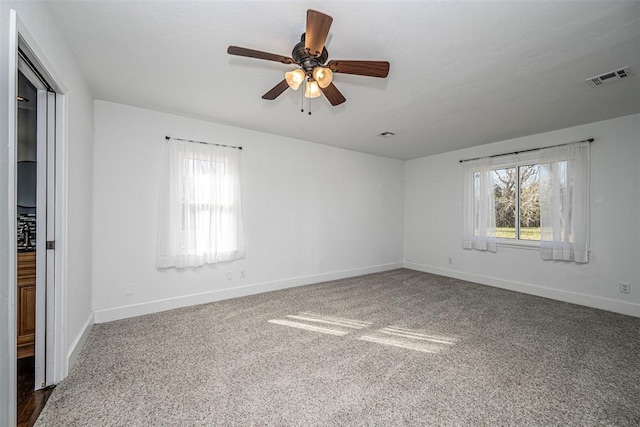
619, 282, 631, 294
125, 282, 134, 296
240, 270, 246, 279
227, 272, 233, 281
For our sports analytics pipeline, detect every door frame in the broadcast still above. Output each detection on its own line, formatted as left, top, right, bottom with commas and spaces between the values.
7, 8, 70, 422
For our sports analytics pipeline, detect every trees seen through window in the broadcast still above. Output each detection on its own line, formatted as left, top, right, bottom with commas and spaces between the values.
492, 164, 541, 241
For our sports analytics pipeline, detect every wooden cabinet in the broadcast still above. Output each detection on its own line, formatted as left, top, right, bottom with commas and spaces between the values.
17, 252, 36, 359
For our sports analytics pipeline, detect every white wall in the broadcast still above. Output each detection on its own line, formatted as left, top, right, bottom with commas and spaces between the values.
92, 101, 404, 321
405, 114, 640, 317
1, 1, 95, 423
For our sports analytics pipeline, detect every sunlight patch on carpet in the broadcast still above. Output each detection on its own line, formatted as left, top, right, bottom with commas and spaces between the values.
359, 326, 457, 353
268, 319, 350, 336
286, 313, 371, 329
381, 327, 456, 345
268, 313, 456, 354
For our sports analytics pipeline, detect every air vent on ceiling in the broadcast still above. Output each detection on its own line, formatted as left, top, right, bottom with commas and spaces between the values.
586, 66, 634, 88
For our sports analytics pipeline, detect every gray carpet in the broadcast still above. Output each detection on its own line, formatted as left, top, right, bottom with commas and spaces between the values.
36, 269, 640, 426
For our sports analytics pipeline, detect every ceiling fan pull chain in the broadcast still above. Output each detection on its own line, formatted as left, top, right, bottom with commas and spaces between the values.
303, 76, 311, 115
308, 77, 312, 115
301, 81, 304, 113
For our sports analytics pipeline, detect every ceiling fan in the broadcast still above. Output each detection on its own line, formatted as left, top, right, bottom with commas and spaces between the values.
227, 9, 390, 108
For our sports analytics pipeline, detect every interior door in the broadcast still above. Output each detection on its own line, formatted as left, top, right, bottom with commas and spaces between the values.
45, 90, 56, 387
33, 86, 56, 390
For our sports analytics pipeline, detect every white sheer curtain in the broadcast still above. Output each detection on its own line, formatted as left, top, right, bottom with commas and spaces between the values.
157, 138, 245, 268
462, 157, 497, 252
538, 141, 590, 263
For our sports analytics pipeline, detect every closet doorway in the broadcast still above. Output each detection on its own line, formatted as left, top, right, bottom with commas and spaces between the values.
16, 46, 57, 425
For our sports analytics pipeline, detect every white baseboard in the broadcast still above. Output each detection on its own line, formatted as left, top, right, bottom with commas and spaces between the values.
94, 262, 404, 324
404, 261, 640, 318
67, 311, 94, 372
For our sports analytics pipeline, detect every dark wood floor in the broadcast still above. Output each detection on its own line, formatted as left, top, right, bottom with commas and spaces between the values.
17, 356, 54, 427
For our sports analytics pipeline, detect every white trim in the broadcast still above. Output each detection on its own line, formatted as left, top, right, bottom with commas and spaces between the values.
66, 312, 94, 372
5, 10, 19, 427
94, 262, 403, 323
404, 261, 640, 318
495, 238, 540, 250
15, 11, 70, 385
16, 27, 67, 94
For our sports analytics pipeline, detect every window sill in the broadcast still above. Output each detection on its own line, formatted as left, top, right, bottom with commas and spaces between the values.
495, 239, 540, 251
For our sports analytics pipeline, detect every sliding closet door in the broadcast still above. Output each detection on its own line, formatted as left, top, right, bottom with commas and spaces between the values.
45, 91, 56, 387
34, 89, 56, 390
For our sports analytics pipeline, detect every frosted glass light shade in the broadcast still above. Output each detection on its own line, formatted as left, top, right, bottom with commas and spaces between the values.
285, 69, 306, 90
304, 81, 321, 98
312, 67, 333, 88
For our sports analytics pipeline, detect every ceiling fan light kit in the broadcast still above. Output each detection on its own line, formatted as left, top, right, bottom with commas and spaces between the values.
312, 67, 333, 88
227, 9, 390, 109
285, 69, 305, 90
304, 81, 322, 99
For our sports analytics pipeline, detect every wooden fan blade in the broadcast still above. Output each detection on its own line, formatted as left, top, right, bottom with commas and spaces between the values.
320, 82, 346, 106
327, 60, 390, 78
305, 9, 333, 57
227, 46, 294, 64
262, 79, 290, 100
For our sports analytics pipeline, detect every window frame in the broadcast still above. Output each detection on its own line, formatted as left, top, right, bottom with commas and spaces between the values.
484, 152, 545, 249
179, 155, 231, 256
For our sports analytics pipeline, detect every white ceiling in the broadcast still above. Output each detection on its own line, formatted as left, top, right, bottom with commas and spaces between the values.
46, 1, 640, 160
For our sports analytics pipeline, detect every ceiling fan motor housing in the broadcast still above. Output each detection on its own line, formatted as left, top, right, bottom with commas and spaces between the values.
293, 33, 329, 74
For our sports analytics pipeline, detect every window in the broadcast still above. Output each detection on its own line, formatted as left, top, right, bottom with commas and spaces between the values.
157, 139, 245, 268
462, 141, 590, 263
492, 164, 541, 241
